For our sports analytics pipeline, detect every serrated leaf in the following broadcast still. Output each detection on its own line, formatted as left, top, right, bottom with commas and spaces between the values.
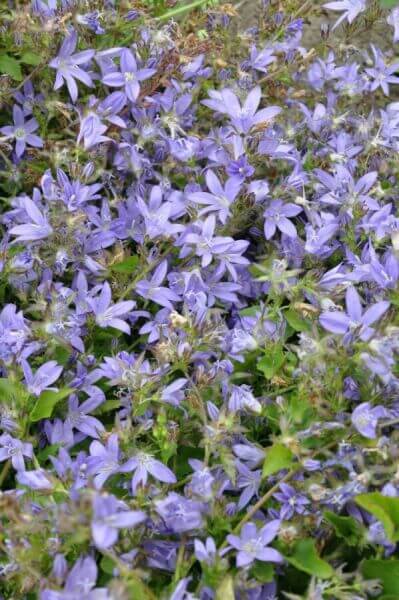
19, 52, 41, 66
257, 346, 285, 379
355, 493, 399, 542
110, 255, 139, 273
285, 539, 333, 579
324, 511, 363, 546
262, 442, 294, 478
0, 54, 22, 80
362, 560, 399, 595
30, 388, 73, 421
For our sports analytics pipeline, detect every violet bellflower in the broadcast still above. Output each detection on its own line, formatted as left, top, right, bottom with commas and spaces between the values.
102, 48, 156, 102
49, 29, 95, 103
226, 520, 283, 567
351, 402, 388, 439
263, 199, 302, 239
319, 286, 390, 343
87, 434, 124, 488
273, 483, 310, 520
155, 492, 205, 533
120, 452, 176, 495
41, 555, 110, 600
21, 359, 63, 396
188, 170, 242, 224
0, 105, 43, 158
135, 260, 181, 309
91, 493, 146, 549
88, 282, 135, 334
9, 196, 52, 242
323, 0, 366, 30
0, 434, 33, 471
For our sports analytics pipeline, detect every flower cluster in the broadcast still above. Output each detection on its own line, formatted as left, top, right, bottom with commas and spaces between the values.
0, 0, 399, 598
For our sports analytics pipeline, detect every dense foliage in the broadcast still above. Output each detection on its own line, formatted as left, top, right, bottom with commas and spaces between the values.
1, 0, 399, 598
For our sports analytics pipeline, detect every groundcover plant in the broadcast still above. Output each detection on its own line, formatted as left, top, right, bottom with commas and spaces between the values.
0, 0, 399, 597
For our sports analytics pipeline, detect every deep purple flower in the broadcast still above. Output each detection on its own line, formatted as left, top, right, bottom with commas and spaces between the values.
91, 494, 146, 549
102, 48, 156, 102
0, 434, 33, 471
0, 105, 43, 157
227, 520, 282, 567
49, 29, 94, 102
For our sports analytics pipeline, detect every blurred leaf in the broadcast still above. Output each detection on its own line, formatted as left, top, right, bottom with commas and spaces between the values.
324, 511, 363, 546
251, 561, 274, 583
19, 52, 41, 66
0, 54, 22, 80
380, 0, 399, 8
355, 493, 399, 541
0, 378, 27, 403
215, 575, 235, 600
257, 346, 285, 379
362, 560, 399, 595
262, 443, 294, 478
30, 388, 73, 421
110, 255, 139, 273
285, 309, 311, 332
285, 539, 333, 579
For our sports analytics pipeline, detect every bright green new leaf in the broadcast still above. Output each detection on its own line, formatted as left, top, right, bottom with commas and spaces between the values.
262, 442, 294, 478
110, 255, 139, 273
285, 309, 311, 332
285, 539, 334, 579
19, 52, 41, 66
0, 54, 22, 80
355, 493, 399, 542
362, 560, 399, 595
30, 388, 73, 421
0, 378, 29, 404
380, 0, 399, 8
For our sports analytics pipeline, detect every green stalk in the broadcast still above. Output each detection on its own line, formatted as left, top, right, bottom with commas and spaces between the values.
155, 0, 209, 21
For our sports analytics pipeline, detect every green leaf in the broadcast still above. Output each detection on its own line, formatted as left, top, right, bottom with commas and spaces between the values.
0, 54, 22, 80
380, 0, 399, 8
285, 309, 311, 332
324, 511, 363, 546
19, 52, 41, 66
251, 561, 274, 583
362, 560, 399, 595
30, 388, 73, 421
257, 346, 285, 379
285, 539, 334, 579
0, 378, 27, 403
262, 442, 294, 478
355, 493, 399, 542
110, 255, 139, 273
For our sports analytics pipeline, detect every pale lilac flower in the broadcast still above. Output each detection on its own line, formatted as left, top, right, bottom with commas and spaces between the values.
9, 196, 52, 242
102, 48, 156, 102
228, 385, 262, 414
323, 0, 366, 30
0, 105, 43, 157
351, 402, 387, 439
0, 434, 33, 471
155, 492, 205, 533
194, 537, 217, 565
387, 7, 399, 43
21, 359, 63, 396
227, 520, 283, 567
135, 260, 181, 309
319, 286, 390, 343
41, 556, 110, 600
91, 494, 146, 549
189, 170, 241, 224
87, 434, 123, 488
16, 468, 53, 490
264, 200, 302, 239
88, 282, 135, 334
120, 452, 176, 495
49, 29, 94, 102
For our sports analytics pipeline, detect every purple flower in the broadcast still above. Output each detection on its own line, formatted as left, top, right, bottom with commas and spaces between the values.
41, 556, 110, 600
22, 359, 63, 396
0, 434, 33, 471
49, 29, 94, 102
87, 434, 123, 488
135, 260, 181, 309
88, 282, 135, 334
273, 483, 310, 520
120, 452, 176, 495
91, 494, 146, 549
351, 402, 387, 439
319, 286, 390, 343
155, 492, 205, 533
102, 48, 156, 102
236, 461, 261, 509
9, 196, 52, 242
264, 200, 302, 240
0, 105, 43, 157
189, 170, 241, 224
65, 394, 105, 439
16, 468, 53, 490
227, 520, 283, 567
323, 0, 366, 30
228, 385, 262, 414
387, 7, 399, 43
194, 537, 217, 565
365, 45, 399, 96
